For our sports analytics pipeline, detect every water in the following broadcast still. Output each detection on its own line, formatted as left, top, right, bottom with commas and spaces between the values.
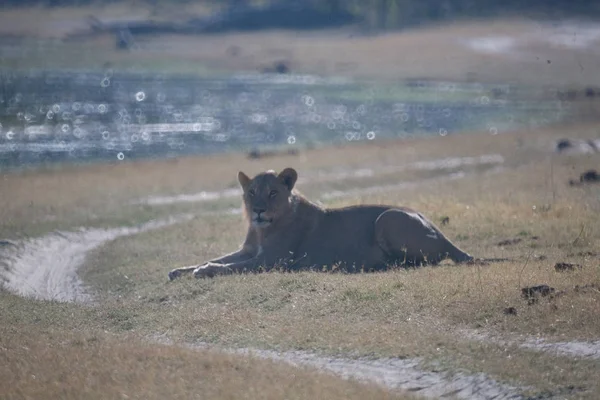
0, 69, 564, 169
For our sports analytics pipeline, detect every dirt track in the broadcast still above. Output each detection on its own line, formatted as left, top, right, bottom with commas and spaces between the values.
0, 215, 193, 303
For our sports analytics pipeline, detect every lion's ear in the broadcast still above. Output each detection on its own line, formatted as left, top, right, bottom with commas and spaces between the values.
238, 171, 251, 191
278, 167, 298, 191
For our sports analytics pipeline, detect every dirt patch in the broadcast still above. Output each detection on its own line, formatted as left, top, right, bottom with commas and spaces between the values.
521, 284, 555, 305
520, 338, 600, 360
234, 349, 525, 400
554, 262, 582, 272
462, 329, 600, 361
147, 336, 525, 400
497, 238, 523, 246
0, 214, 194, 302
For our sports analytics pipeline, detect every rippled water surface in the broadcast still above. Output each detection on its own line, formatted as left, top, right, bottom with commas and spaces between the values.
0, 69, 566, 168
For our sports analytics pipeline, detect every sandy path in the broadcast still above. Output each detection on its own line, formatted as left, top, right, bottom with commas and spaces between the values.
169, 339, 525, 400
222, 347, 525, 399
0, 214, 194, 303
463, 329, 600, 361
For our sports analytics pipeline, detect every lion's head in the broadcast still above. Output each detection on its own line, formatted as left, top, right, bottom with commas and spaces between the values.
237, 167, 298, 229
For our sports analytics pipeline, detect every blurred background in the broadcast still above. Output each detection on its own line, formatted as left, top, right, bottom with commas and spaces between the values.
1, 0, 599, 169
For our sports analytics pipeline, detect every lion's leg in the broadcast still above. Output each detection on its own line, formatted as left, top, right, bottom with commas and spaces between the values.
168, 265, 199, 281
169, 248, 255, 281
375, 209, 473, 266
208, 247, 255, 265
193, 256, 262, 279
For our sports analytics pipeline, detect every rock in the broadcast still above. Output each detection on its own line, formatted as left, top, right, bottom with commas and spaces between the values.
554, 262, 582, 272
496, 238, 522, 246
503, 307, 517, 316
556, 138, 599, 155
521, 285, 555, 305
580, 169, 600, 183
262, 60, 291, 74
556, 138, 572, 152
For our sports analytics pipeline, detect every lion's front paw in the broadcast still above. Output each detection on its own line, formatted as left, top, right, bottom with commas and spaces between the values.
168, 268, 182, 281
193, 263, 232, 279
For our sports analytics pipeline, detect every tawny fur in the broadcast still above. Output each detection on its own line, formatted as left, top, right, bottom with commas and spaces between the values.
168, 167, 473, 280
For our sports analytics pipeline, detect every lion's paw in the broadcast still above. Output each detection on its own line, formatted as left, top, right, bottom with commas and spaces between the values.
193, 263, 232, 279
193, 264, 216, 279
168, 269, 182, 281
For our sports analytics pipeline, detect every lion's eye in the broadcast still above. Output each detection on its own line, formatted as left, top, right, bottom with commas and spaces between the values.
269, 190, 278, 198
248, 189, 255, 197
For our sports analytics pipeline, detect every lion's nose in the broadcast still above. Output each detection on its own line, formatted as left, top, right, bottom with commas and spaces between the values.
253, 207, 266, 215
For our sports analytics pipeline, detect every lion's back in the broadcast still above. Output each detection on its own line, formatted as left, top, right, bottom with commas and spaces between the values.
291, 204, 402, 271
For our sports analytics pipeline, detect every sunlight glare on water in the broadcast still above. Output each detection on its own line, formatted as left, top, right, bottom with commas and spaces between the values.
0, 68, 568, 168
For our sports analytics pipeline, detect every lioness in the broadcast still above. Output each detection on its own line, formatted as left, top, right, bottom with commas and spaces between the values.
168, 167, 474, 280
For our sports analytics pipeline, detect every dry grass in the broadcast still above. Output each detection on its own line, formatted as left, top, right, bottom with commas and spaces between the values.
1, 122, 600, 398
0, 294, 408, 400
79, 219, 600, 397
79, 153, 600, 344
72, 123, 599, 397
